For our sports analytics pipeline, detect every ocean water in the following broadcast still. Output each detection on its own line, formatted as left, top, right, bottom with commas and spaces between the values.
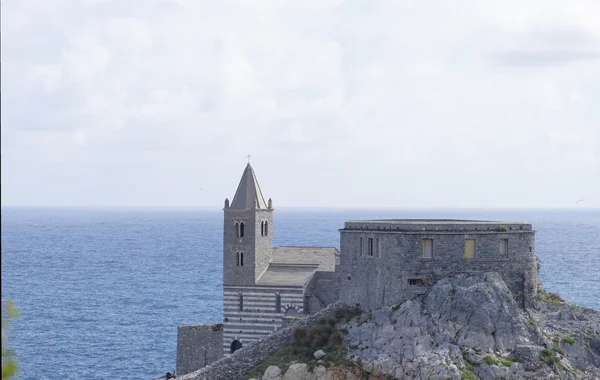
1, 207, 599, 380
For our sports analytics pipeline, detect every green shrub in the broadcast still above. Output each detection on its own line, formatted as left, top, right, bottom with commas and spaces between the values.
483, 355, 513, 367
563, 336, 575, 344
539, 348, 559, 366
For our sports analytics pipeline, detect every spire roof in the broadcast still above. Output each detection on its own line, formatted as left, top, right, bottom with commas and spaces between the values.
230, 163, 267, 209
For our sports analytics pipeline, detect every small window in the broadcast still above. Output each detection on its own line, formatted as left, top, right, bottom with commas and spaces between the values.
240, 222, 245, 238
359, 237, 363, 256
465, 239, 475, 259
376, 238, 381, 257
422, 239, 433, 258
500, 239, 508, 256
239, 293, 243, 311
235, 222, 240, 237
240, 252, 244, 266
275, 293, 281, 313
368, 238, 374, 256
264, 221, 268, 236
236, 252, 240, 266
261, 221, 264, 236
408, 278, 429, 286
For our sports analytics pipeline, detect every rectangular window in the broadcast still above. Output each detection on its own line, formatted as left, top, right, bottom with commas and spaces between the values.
368, 238, 374, 256
239, 294, 243, 311
422, 239, 433, 258
376, 238, 381, 257
500, 239, 508, 256
408, 278, 431, 286
465, 239, 475, 259
359, 237, 363, 256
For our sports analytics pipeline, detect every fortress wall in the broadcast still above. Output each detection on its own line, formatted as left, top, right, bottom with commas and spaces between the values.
337, 224, 538, 311
176, 323, 223, 376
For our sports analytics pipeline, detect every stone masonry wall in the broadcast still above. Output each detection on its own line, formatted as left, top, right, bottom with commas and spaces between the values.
176, 324, 223, 376
223, 209, 274, 287
338, 222, 538, 311
305, 271, 337, 314
177, 302, 350, 380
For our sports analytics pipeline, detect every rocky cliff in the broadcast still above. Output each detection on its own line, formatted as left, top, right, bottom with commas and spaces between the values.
246, 273, 600, 380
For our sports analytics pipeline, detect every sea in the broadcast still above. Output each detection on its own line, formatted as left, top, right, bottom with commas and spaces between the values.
1, 207, 599, 380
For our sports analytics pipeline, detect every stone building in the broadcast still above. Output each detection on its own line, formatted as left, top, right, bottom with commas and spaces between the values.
176, 163, 339, 376
337, 219, 539, 311
174, 166, 539, 377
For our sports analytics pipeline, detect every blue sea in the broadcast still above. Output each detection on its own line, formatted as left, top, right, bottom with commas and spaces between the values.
1, 208, 599, 380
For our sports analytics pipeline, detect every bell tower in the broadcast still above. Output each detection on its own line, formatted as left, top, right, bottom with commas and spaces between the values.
223, 163, 274, 286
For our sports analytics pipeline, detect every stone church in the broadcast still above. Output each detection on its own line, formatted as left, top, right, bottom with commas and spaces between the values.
175, 163, 339, 375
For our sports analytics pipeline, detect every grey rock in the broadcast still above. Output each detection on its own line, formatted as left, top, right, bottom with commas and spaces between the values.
262, 365, 282, 380
313, 350, 325, 360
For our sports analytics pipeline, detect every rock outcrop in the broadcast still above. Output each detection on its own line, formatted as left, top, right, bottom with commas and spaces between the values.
251, 272, 600, 380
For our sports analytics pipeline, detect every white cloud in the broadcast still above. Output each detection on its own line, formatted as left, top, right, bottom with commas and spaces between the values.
1, 0, 599, 208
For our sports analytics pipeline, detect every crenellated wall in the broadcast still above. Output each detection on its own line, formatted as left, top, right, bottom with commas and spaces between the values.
337, 220, 538, 311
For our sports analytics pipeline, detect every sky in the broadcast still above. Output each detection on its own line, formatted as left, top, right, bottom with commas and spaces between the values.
1, 0, 599, 209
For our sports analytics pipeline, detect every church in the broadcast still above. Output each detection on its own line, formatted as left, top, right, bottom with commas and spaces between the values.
175, 163, 339, 376
221, 162, 339, 354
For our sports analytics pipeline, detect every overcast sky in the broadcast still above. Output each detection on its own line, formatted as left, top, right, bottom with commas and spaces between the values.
1, 0, 599, 209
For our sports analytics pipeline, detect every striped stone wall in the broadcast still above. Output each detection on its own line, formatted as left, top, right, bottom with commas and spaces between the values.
222, 285, 305, 355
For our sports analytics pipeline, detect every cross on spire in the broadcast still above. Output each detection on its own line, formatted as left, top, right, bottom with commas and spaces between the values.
246, 154, 252, 164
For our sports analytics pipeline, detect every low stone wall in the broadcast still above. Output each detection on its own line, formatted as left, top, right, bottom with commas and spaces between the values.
177, 302, 350, 380
176, 323, 223, 376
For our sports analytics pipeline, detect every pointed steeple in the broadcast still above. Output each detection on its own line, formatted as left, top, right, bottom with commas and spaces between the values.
230, 163, 267, 209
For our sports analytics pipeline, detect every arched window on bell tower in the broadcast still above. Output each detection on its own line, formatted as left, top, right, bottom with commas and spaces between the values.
236, 252, 240, 266
235, 222, 240, 238
240, 252, 244, 266
264, 220, 269, 236
240, 222, 245, 238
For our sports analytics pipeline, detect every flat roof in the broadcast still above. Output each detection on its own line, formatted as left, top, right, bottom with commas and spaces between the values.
342, 219, 533, 232
346, 219, 528, 224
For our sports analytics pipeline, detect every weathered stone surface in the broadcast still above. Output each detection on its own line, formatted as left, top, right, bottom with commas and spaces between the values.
282, 363, 311, 380
338, 273, 600, 379
313, 350, 325, 360
262, 365, 283, 380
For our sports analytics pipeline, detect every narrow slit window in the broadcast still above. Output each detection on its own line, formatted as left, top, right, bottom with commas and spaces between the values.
422, 239, 433, 258
359, 237, 363, 256
264, 221, 268, 236
240, 252, 244, 266
240, 222, 245, 238
464, 239, 475, 259
368, 238, 374, 256
500, 239, 508, 256
235, 222, 240, 238
261, 221, 264, 236
239, 293, 243, 311
376, 238, 381, 257
275, 294, 281, 313
236, 252, 240, 266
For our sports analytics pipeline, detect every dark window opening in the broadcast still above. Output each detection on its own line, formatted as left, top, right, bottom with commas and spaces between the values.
239, 293, 243, 311
408, 278, 430, 286
261, 221, 264, 236
240, 252, 244, 266
240, 222, 245, 237
368, 238, 374, 256
264, 221, 268, 236
230, 340, 242, 354
236, 252, 240, 266
275, 293, 281, 313
235, 222, 240, 237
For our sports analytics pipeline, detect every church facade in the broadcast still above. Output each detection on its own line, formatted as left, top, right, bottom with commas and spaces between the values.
221, 163, 338, 355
